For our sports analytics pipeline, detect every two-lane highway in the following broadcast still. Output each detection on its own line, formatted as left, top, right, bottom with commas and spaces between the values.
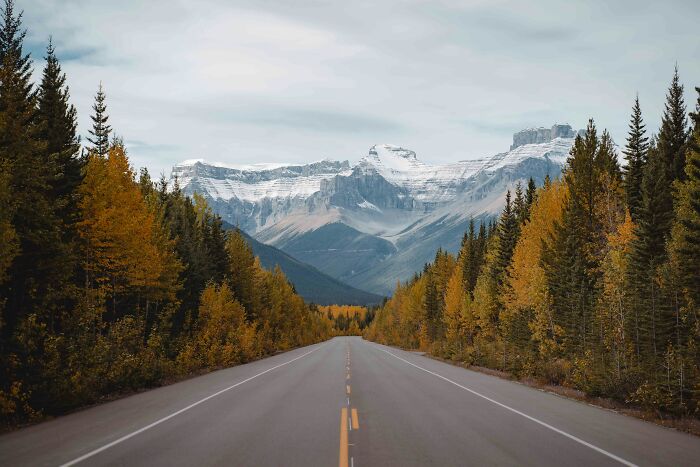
1, 337, 699, 466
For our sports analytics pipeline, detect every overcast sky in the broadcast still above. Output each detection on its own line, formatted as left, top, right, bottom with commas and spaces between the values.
22, 0, 700, 176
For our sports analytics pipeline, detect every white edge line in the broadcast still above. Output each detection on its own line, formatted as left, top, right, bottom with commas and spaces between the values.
60, 345, 323, 467
374, 345, 637, 467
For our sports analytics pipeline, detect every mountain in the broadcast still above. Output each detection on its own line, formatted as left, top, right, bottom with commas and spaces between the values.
228, 225, 384, 306
172, 124, 576, 295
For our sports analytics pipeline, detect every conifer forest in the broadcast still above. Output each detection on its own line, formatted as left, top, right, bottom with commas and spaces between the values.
1, 0, 699, 439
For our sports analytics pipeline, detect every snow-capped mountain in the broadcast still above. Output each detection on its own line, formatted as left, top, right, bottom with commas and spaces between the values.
171, 124, 576, 295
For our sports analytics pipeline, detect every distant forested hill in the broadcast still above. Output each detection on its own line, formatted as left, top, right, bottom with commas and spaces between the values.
224, 223, 384, 306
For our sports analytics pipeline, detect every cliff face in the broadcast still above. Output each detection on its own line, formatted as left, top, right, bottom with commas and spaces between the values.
510, 124, 576, 150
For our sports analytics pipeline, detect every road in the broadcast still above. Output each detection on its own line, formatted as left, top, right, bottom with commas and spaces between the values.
1, 336, 699, 466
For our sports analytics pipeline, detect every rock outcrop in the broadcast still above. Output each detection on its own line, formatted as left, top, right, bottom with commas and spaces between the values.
510, 124, 576, 150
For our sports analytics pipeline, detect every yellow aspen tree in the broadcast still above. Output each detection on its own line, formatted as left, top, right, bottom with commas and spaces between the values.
505, 180, 568, 360
596, 211, 635, 380
78, 147, 180, 321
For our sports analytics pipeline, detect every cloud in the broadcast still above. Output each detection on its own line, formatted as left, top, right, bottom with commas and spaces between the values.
16, 0, 700, 175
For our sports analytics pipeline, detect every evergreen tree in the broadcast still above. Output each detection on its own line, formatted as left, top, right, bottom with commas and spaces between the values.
36, 38, 82, 270
86, 82, 111, 155
669, 87, 700, 306
525, 177, 537, 211
0, 0, 66, 337
493, 190, 519, 285
596, 129, 621, 183
513, 181, 528, 225
623, 96, 649, 220
543, 121, 604, 355
627, 140, 674, 365
657, 66, 689, 183
460, 219, 483, 297
37, 38, 80, 165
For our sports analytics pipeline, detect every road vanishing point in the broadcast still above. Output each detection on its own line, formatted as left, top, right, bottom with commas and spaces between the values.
1, 336, 699, 466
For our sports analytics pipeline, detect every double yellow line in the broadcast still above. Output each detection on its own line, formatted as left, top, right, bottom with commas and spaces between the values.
341, 342, 358, 467
339, 406, 359, 467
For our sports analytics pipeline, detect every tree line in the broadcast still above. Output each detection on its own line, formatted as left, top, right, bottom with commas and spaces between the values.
318, 305, 375, 335
366, 69, 700, 416
0, 0, 333, 426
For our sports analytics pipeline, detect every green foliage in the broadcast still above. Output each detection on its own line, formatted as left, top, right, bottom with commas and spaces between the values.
86, 82, 111, 155
623, 96, 649, 220
367, 98, 700, 415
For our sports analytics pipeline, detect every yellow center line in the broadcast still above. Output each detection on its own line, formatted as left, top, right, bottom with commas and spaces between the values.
339, 407, 348, 467
351, 408, 359, 430
346, 385, 351, 395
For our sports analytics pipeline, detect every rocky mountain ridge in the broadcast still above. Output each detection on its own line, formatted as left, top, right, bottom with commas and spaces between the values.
171, 125, 577, 294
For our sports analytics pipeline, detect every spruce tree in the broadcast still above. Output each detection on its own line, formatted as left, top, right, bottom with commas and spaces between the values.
669, 87, 700, 306
657, 66, 689, 183
596, 129, 621, 183
493, 190, 519, 285
0, 0, 65, 337
87, 82, 111, 155
513, 181, 528, 225
623, 96, 649, 220
542, 121, 604, 355
37, 38, 81, 224
628, 140, 674, 366
525, 177, 537, 211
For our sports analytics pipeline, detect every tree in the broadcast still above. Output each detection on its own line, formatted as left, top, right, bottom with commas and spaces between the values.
0, 0, 67, 337
669, 87, 700, 306
597, 129, 621, 184
623, 96, 649, 220
86, 82, 111, 155
657, 66, 689, 183
525, 177, 537, 212
513, 181, 528, 225
627, 140, 674, 366
493, 190, 519, 284
0, 167, 17, 285
78, 146, 181, 322
36, 37, 81, 199
505, 180, 567, 359
543, 121, 603, 356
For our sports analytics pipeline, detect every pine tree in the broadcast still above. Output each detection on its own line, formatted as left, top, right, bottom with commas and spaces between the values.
627, 139, 674, 366
0, 0, 66, 337
513, 181, 528, 225
525, 177, 537, 212
596, 129, 621, 183
37, 38, 80, 167
36, 38, 82, 280
492, 191, 519, 285
623, 96, 649, 220
657, 66, 689, 183
543, 121, 604, 355
669, 87, 700, 306
86, 82, 111, 155
460, 219, 482, 297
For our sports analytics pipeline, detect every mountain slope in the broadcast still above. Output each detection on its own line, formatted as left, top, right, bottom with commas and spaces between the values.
226, 224, 383, 305
174, 124, 576, 295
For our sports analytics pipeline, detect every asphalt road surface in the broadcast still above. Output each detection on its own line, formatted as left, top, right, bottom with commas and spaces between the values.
1, 336, 699, 466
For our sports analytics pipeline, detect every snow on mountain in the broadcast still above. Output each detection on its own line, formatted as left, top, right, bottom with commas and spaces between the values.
171, 124, 577, 295
171, 158, 351, 202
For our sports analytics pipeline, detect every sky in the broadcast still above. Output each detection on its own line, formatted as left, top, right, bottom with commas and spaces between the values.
22, 0, 700, 177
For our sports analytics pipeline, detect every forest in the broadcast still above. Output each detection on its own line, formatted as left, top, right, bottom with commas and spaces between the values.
0, 1, 335, 427
366, 72, 700, 417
